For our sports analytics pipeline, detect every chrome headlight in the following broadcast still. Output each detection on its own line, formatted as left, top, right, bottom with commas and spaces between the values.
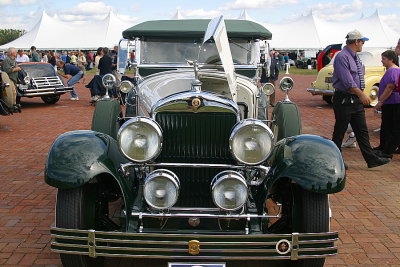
211, 171, 248, 211
120, 80, 134, 93
23, 75, 30, 84
102, 74, 116, 90
118, 117, 162, 162
144, 169, 180, 210
229, 119, 274, 165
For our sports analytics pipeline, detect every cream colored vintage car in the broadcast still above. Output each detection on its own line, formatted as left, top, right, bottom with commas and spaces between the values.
307, 49, 386, 106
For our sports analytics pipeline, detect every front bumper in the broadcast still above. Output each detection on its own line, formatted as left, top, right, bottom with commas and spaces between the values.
51, 227, 338, 260
20, 86, 74, 96
306, 88, 334, 96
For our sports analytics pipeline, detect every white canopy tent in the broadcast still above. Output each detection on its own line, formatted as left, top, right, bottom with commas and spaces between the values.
237, 10, 399, 50
1, 9, 398, 51
0, 11, 133, 50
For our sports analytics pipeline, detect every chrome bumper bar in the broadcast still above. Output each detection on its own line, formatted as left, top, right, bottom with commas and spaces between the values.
50, 227, 338, 260
121, 162, 270, 173
306, 88, 334, 95
21, 86, 74, 96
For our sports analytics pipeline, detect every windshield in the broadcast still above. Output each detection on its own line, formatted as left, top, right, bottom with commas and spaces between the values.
139, 38, 257, 65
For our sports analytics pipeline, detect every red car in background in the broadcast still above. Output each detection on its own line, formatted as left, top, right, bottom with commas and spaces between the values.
317, 44, 342, 71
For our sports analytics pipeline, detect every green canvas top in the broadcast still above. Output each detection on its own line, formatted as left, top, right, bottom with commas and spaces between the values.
122, 19, 272, 40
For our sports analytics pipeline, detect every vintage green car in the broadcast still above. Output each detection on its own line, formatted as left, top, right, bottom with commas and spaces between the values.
45, 18, 346, 267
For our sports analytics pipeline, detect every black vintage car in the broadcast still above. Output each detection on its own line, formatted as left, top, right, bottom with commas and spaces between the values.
13, 62, 72, 104
46, 17, 346, 267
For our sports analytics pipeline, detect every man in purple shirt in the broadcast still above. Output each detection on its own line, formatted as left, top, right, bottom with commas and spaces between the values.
331, 30, 390, 168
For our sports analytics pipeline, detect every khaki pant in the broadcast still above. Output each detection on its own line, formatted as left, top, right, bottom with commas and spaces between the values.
1, 72, 17, 108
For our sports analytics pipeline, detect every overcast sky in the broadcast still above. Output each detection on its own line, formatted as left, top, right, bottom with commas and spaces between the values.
0, 0, 399, 37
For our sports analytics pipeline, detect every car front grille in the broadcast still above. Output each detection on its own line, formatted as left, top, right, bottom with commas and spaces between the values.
32, 76, 64, 89
155, 112, 237, 207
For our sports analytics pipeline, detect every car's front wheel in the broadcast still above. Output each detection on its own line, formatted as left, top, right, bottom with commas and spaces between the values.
291, 189, 329, 267
41, 95, 60, 104
268, 183, 329, 267
56, 185, 104, 267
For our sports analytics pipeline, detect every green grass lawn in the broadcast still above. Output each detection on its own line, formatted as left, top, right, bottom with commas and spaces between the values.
283, 67, 317, 75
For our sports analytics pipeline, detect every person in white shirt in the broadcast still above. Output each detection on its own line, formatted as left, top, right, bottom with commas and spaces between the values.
16, 49, 29, 63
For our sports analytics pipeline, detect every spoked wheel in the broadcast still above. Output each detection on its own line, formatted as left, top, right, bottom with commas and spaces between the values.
267, 183, 329, 267
56, 184, 122, 267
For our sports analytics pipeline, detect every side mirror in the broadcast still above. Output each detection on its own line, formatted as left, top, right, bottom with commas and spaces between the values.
279, 77, 294, 93
279, 76, 294, 102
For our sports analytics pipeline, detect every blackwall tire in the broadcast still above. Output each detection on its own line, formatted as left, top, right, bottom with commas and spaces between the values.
41, 95, 60, 104
56, 186, 104, 267
291, 189, 329, 267
322, 95, 333, 105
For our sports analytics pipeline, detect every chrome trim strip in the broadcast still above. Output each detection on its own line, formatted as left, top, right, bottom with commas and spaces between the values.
130, 211, 280, 219
120, 162, 270, 174
306, 88, 334, 95
51, 249, 337, 260
151, 91, 240, 119
51, 227, 338, 239
298, 246, 337, 252
299, 238, 338, 244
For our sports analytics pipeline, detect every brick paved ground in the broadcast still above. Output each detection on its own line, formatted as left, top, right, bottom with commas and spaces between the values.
0, 73, 399, 267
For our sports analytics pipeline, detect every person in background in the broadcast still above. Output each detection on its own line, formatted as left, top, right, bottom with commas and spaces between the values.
331, 29, 390, 169
56, 60, 83, 101
277, 51, 285, 71
16, 49, 29, 63
61, 51, 67, 62
98, 47, 112, 76
70, 52, 77, 65
267, 50, 280, 106
30, 46, 40, 62
77, 51, 86, 70
41, 51, 48, 63
374, 50, 400, 158
94, 47, 103, 75
1, 47, 22, 112
48, 51, 56, 70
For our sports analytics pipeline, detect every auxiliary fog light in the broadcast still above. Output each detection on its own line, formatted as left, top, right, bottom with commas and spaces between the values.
211, 171, 248, 211
143, 169, 180, 210
118, 117, 162, 162
230, 119, 274, 165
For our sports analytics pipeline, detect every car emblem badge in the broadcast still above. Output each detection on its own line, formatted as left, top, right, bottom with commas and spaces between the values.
191, 98, 201, 111
188, 240, 200, 255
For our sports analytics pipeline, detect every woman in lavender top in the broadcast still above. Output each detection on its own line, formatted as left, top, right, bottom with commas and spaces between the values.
375, 50, 400, 156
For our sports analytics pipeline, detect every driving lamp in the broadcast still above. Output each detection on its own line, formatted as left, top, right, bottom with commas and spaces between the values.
119, 80, 134, 93
102, 74, 116, 90
211, 171, 248, 211
229, 119, 274, 165
118, 117, 162, 162
143, 169, 180, 210
262, 83, 275, 96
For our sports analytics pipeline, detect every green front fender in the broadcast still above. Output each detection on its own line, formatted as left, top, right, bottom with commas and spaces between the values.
267, 134, 346, 194
45, 130, 128, 189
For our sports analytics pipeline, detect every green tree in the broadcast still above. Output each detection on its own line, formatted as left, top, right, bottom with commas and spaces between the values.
0, 29, 26, 46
